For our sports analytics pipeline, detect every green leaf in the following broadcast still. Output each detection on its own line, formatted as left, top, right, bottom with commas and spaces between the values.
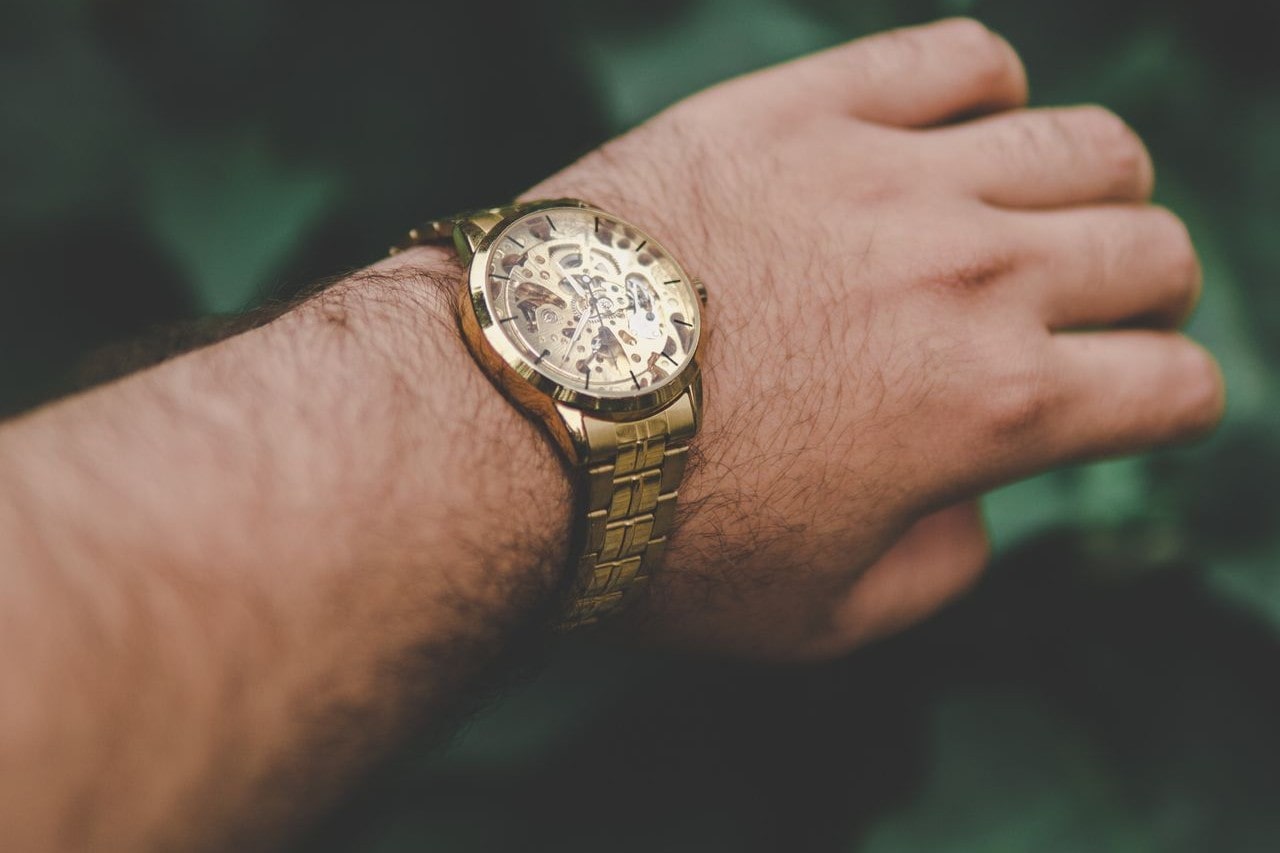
581, 0, 837, 130
0, 31, 149, 228
1204, 544, 1280, 636
859, 690, 1149, 853
985, 473, 1074, 550
142, 132, 340, 313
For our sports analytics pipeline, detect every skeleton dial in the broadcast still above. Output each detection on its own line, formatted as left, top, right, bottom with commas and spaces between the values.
483, 207, 700, 398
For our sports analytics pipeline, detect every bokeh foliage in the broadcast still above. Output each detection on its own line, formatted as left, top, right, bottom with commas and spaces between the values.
2, 0, 1278, 850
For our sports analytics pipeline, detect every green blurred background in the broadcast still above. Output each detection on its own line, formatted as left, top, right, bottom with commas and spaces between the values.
3, 0, 1279, 850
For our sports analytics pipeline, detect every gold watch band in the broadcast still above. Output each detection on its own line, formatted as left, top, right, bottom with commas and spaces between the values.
390, 203, 541, 260
392, 203, 698, 628
560, 385, 696, 626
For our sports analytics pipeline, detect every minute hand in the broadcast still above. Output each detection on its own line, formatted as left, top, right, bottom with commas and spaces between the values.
560, 299, 591, 365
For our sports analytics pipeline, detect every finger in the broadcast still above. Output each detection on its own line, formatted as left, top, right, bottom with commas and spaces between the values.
932, 105, 1155, 207
748, 18, 1027, 127
1047, 331, 1224, 460
827, 501, 990, 651
1020, 204, 1201, 329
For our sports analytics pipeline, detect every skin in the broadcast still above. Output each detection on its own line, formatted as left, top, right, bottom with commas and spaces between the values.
0, 18, 1223, 851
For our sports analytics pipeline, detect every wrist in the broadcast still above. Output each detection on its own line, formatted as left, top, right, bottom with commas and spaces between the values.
0, 244, 578, 850
292, 245, 576, 627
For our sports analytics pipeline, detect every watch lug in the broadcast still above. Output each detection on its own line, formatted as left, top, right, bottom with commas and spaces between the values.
454, 221, 483, 264
452, 231, 473, 265
688, 370, 703, 427
453, 209, 509, 263
552, 402, 591, 466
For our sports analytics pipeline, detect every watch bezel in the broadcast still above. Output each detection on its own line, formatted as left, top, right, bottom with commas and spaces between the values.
461, 198, 705, 418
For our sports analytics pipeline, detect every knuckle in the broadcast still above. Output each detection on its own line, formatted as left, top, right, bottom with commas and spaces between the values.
1073, 213, 1112, 286
1003, 114, 1039, 152
1151, 207, 1198, 276
1148, 207, 1202, 313
984, 352, 1057, 439
1175, 343, 1226, 436
857, 19, 1024, 104
1074, 104, 1131, 143
862, 27, 929, 77
1018, 113, 1066, 162
931, 254, 1017, 294
994, 113, 1065, 177
1074, 105, 1153, 193
940, 18, 1022, 87
939, 17, 1002, 54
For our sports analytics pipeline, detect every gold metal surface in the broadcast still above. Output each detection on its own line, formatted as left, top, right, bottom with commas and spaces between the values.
469, 200, 703, 417
392, 199, 706, 627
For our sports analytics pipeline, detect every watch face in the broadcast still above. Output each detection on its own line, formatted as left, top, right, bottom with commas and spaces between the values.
481, 206, 701, 399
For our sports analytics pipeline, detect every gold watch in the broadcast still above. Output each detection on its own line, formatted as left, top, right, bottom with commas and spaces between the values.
391, 199, 707, 627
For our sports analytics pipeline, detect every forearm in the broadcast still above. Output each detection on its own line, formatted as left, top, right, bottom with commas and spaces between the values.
0, 247, 571, 851
0, 14, 1230, 848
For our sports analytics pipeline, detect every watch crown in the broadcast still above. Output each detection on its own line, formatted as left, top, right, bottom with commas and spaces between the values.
693, 278, 708, 305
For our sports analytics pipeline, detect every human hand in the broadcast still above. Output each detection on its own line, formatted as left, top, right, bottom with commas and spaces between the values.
527, 18, 1223, 659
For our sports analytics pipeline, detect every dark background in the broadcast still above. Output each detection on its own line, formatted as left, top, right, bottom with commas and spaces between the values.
4, 0, 1279, 850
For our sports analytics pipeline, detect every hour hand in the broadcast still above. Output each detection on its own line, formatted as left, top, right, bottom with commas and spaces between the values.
561, 310, 589, 364
559, 262, 588, 297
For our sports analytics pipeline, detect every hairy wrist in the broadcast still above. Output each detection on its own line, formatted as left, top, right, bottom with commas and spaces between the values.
285, 245, 576, 626
0, 244, 577, 850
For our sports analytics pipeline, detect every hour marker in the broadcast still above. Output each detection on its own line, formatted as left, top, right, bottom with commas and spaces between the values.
535, 349, 549, 364
583, 369, 590, 390
508, 236, 525, 248
663, 279, 680, 285
672, 318, 693, 327
546, 215, 557, 232
491, 273, 510, 280
630, 370, 641, 389
660, 352, 678, 365
635, 240, 647, 253
498, 316, 516, 323
594, 216, 601, 233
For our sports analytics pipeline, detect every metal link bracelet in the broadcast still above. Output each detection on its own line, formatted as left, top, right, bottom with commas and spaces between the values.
391, 203, 700, 627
